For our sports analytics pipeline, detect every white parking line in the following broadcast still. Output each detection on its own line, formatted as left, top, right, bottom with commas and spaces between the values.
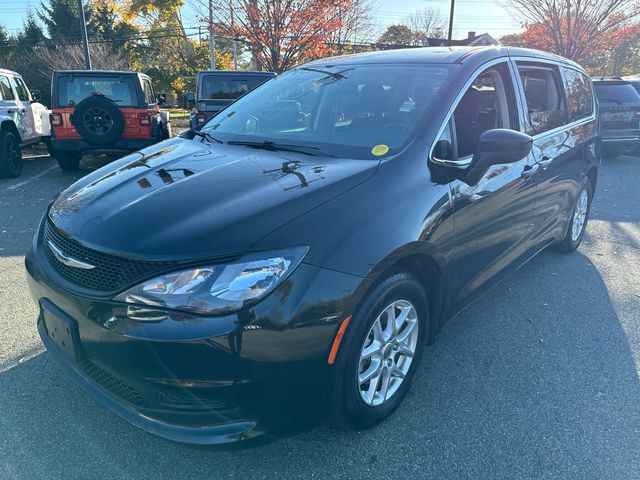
6, 165, 57, 191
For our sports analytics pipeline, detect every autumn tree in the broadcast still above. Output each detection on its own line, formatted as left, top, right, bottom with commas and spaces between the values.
499, 32, 526, 47
505, 0, 640, 66
214, 0, 354, 73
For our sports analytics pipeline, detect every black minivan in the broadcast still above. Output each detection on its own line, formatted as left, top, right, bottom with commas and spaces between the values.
25, 46, 599, 444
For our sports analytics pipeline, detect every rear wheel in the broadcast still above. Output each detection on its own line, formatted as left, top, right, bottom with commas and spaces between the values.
54, 151, 82, 171
555, 179, 592, 252
0, 130, 22, 178
329, 272, 429, 429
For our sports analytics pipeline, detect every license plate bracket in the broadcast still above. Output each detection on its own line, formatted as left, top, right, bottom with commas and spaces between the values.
42, 304, 80, 361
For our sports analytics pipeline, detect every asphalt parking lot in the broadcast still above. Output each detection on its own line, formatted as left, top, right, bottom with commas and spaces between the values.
1, 152, 640, 479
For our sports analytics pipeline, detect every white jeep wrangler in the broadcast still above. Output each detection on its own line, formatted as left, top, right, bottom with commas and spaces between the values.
0, 68, 48, 178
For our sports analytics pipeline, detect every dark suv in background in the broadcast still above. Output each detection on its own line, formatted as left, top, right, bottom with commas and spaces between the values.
190, 70, 275, 129
592, 78, 640, 155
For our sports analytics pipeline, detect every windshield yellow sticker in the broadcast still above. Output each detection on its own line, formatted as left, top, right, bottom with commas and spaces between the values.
371, 144, 389, 156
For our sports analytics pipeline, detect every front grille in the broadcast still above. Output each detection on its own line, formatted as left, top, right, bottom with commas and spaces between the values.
155, 390, 225, 410
43, 219, 178, 291
79, 358, 147, 407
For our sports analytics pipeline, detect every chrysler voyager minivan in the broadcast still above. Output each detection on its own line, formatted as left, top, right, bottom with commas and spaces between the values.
26, 46, 599, 444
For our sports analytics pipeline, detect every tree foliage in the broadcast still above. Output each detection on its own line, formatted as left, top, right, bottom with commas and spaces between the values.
218, 0, 353, 72
505, 0, 640, 66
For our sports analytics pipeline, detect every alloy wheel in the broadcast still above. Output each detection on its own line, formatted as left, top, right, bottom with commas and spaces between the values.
571, 188, 589, 242
357, 299, 419, 406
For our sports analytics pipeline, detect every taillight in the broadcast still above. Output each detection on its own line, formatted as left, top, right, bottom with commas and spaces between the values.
196, 112, 206, 125
50, 113, 63, 127
138, 113, 151, 126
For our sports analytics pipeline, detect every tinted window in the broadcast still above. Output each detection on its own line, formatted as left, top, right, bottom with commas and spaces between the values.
10, 76, 29, 101
452, 64, 516, 158
58, 76, 137, 107
562, 68, 594, 121
517, 63, 568, 135
202, 64, 455, 160
201, 75, 271, 100
0, 76, 14, 101
594, 83, 640, 105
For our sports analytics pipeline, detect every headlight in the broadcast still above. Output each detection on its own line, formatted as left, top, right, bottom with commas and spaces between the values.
113, 247, 308, 316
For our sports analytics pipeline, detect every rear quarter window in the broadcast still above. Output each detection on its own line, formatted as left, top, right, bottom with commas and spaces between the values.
562, 67, 594, 122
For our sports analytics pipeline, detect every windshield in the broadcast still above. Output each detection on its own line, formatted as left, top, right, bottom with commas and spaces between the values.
200, 75, 273, 100
58, 76, 137, 107
594, 83, 640, 105
201, 64, 455, 159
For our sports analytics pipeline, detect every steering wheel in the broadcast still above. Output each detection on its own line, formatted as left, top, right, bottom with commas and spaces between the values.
245, 115, 260, 134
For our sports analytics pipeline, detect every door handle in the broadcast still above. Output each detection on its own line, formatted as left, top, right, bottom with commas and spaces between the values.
539, 155, 553, 169
521, 163, 540, 179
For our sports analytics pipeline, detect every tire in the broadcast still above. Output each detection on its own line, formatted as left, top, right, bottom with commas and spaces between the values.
554, 179, 592, 253
329, 272, 429, 429
0, 130, 22, 178
54, 151, 82, 172
70, 95, 124, 146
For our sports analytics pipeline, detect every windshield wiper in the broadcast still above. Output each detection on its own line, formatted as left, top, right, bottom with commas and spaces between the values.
227, 140, 337, 157
184, 129, 223, 144
300, 67, 350, 80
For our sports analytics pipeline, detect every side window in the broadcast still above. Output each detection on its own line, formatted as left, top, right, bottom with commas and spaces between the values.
517, 63, 568, 135
0, 76, 14, 101
562, 67, 594, 122
9, 76, 29, 101
142, 79, 155, 104
451, 63, 516, 159
433, 120, 457, 161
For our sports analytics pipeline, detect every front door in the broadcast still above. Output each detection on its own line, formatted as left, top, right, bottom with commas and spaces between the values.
433, 62, 538, 308
9, 75, 37, 143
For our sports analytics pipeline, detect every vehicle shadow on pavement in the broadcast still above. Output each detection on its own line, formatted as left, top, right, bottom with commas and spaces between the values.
2, 248, 640, 479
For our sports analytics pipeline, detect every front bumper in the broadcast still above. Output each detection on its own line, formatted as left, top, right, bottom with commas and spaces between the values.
51, 137, 162, 154
25, 234, 364, 444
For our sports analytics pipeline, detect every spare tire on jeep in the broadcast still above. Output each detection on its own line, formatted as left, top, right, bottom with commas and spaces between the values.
71, 95, 124, 146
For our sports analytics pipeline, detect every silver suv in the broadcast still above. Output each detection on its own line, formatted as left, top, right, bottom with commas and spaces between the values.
0, 68, 48, 177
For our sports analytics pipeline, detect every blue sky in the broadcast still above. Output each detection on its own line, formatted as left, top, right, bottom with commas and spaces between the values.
1, 0, 522, 41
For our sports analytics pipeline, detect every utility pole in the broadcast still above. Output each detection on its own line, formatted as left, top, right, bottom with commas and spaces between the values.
208, 0, 216, 70
230, 0, 238, 69
77, 0, 91, 69
447, 0, 455, 47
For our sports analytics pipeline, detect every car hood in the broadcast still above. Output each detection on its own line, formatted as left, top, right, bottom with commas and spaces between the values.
49, 137, 378, 261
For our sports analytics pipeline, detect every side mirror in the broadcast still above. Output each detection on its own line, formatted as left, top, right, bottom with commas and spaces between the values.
464, 129, 533, 185
157, 93, 166, 105
185, 91, 196, 109
31, 90, 41, 102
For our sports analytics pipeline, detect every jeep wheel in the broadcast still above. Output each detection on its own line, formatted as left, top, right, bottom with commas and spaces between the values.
71, 95, 124, 146
0, 130, 22, 178
55, 151, 82, 171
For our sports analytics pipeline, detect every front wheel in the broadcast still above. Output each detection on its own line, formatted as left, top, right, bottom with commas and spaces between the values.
555, 180, 592, 253
329, 272, 429, 429
0, 130, 22, 178
54, 151, 82, 172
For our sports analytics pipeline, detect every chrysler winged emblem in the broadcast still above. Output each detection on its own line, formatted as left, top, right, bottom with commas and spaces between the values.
47, 241, 96, 270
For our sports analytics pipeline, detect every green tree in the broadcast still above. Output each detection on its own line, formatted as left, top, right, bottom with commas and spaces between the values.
39, 0, 95, 42
377, 25, 416, 46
